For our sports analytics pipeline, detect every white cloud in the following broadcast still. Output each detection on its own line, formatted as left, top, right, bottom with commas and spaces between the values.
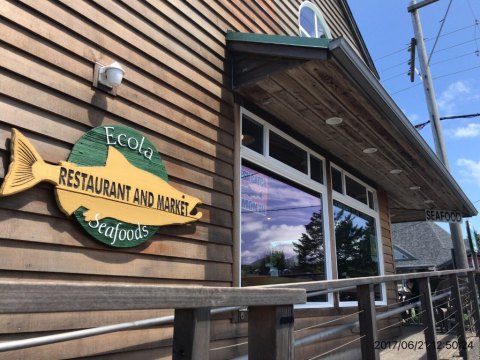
437, 81, 471, 116
457, 158, 480, 186
241, 223, 305, 264
453, 123, 480, 138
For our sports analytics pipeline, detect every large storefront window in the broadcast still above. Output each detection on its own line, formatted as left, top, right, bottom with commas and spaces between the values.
334, 201, 379, 279
240, 109, 386, 307
241, 164, 327, 301
334, 200, 382, 301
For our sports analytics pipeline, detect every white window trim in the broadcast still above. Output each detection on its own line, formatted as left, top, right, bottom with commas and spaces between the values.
240, 108, 333, 308
331, 165, 386, 306
298, 1, 332, 39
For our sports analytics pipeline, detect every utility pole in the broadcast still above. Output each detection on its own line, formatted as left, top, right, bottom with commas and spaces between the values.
408, 0, 468, 269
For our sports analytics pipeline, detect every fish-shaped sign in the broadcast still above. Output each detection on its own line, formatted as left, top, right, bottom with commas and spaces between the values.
0, 126, 203, 247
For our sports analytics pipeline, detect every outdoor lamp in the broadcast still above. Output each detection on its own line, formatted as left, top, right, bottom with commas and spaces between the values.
97, 61, 125, 88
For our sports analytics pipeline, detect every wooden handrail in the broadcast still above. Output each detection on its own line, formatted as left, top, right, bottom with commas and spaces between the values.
0, 269, 478, 359
0, 281, 306, 313
0, 282, 306, 360
257, 268, 475, 292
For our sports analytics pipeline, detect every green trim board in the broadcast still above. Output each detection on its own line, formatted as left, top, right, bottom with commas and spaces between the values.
226, 31, 330, 49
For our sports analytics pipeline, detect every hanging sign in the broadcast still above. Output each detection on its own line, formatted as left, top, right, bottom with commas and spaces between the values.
425, 209, 462, 223
0, 126, 202, 248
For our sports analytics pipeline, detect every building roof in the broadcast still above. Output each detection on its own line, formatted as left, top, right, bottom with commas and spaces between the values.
226, 33, 477, 222
392, 222, 454, 271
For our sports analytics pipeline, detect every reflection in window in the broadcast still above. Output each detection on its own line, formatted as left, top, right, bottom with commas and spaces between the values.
242, 115, 264, 154
310, 155, 323, 184
269, 131, 308, 174
331, 167, 343, 193
345, 176, 367, 204
334, 200, 381, 301
241, 164, 326, 301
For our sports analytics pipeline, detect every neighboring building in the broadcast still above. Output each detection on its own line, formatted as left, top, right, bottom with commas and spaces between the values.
392, 222, 455, 273
0, 1, 477, 358
393, 222, 480, 273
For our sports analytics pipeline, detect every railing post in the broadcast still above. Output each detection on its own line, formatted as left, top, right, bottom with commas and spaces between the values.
248, 305, 294, 360
418, 277, 438, 360
450, 274, 468, 359
467, 271, 480, 337
357, 284, 379, 360
172, 308, 211, 360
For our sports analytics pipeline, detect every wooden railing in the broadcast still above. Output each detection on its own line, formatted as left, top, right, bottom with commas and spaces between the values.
0, 269, 479, 359
0, 281, 306, 360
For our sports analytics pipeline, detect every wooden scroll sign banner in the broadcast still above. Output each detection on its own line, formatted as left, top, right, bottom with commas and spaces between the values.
0, 126, 203, 248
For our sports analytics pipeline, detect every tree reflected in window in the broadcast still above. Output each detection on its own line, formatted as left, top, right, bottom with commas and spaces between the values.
334, 200, 381, 301
241, 164, 326, 302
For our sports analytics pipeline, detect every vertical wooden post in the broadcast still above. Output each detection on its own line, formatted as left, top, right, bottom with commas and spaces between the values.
467, 271, 480, 337
418, 277, 439, 360
248, 305, 294, 360
357, 284, 379, 360
450, 274, 468, 359
173, 308, 210, 360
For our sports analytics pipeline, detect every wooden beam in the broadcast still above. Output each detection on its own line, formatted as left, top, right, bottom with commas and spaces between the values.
357, 284, 379, 360
173, 308, 210, 360
467, 272, 480, 337
248, 305, 294, 360
450, 274, 468, 359
418, 277, 438, 360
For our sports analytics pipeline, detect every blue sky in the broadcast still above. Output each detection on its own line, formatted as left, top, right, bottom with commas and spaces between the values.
349, 0, 480, 237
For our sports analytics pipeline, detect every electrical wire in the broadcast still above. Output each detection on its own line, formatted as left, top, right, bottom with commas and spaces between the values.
428, 0, 453, 65
392, 63, 480, 95
380, 50, 478, 83
373, 23, 478, 62
414, 113, 480, 129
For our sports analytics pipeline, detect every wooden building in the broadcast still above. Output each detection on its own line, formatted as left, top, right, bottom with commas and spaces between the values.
0, 0, 476, 359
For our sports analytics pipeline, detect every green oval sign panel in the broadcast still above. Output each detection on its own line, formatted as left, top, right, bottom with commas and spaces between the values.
0, 126, 203, 248
68, 126, 167, 247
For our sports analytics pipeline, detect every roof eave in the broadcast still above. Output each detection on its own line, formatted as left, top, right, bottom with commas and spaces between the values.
328, 37, 477, 217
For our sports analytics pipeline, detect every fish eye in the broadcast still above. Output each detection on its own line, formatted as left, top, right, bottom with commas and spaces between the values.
182, 195, 185, 199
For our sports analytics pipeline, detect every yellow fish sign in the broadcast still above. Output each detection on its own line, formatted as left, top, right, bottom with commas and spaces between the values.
0, 126, 203, 247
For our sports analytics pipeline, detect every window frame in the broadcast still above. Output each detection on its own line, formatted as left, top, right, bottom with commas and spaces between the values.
330, 164, 386, 307
298, 1, 332, 39
240, 108, 332, 308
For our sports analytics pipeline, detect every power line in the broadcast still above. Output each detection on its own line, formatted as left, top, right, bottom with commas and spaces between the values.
428, 0, 453, 65
414, 113, 480, 130
391, 63, 480, 94
373, 22, 478, 62
381, 50, 478, 83
433, 36, 480, 55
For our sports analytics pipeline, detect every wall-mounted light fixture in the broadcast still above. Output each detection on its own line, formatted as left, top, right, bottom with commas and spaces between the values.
93, 61, 125, 95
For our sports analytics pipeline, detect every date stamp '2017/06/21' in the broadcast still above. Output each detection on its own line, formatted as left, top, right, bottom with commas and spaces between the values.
374, 340, 474, 351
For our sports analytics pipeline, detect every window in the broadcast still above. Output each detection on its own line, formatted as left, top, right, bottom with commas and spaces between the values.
331, 167, 343, 193
299, 2, 331, 39
331, 165, 385, 304
269, 131, 308, 174
239, 109, 385, 307
331, 166, 376, 210
241, 109, 325, 185
241, 164, 327, 302
334, 201, 381, 301
242, 115, 264, 154
240, 109, 330, 305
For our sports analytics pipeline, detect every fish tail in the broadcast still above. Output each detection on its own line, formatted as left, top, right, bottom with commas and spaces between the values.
0, 129, 45, 196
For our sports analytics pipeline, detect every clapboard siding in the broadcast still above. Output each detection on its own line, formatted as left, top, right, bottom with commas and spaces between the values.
0, 0, 236, 304
0, 0, 395, 358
